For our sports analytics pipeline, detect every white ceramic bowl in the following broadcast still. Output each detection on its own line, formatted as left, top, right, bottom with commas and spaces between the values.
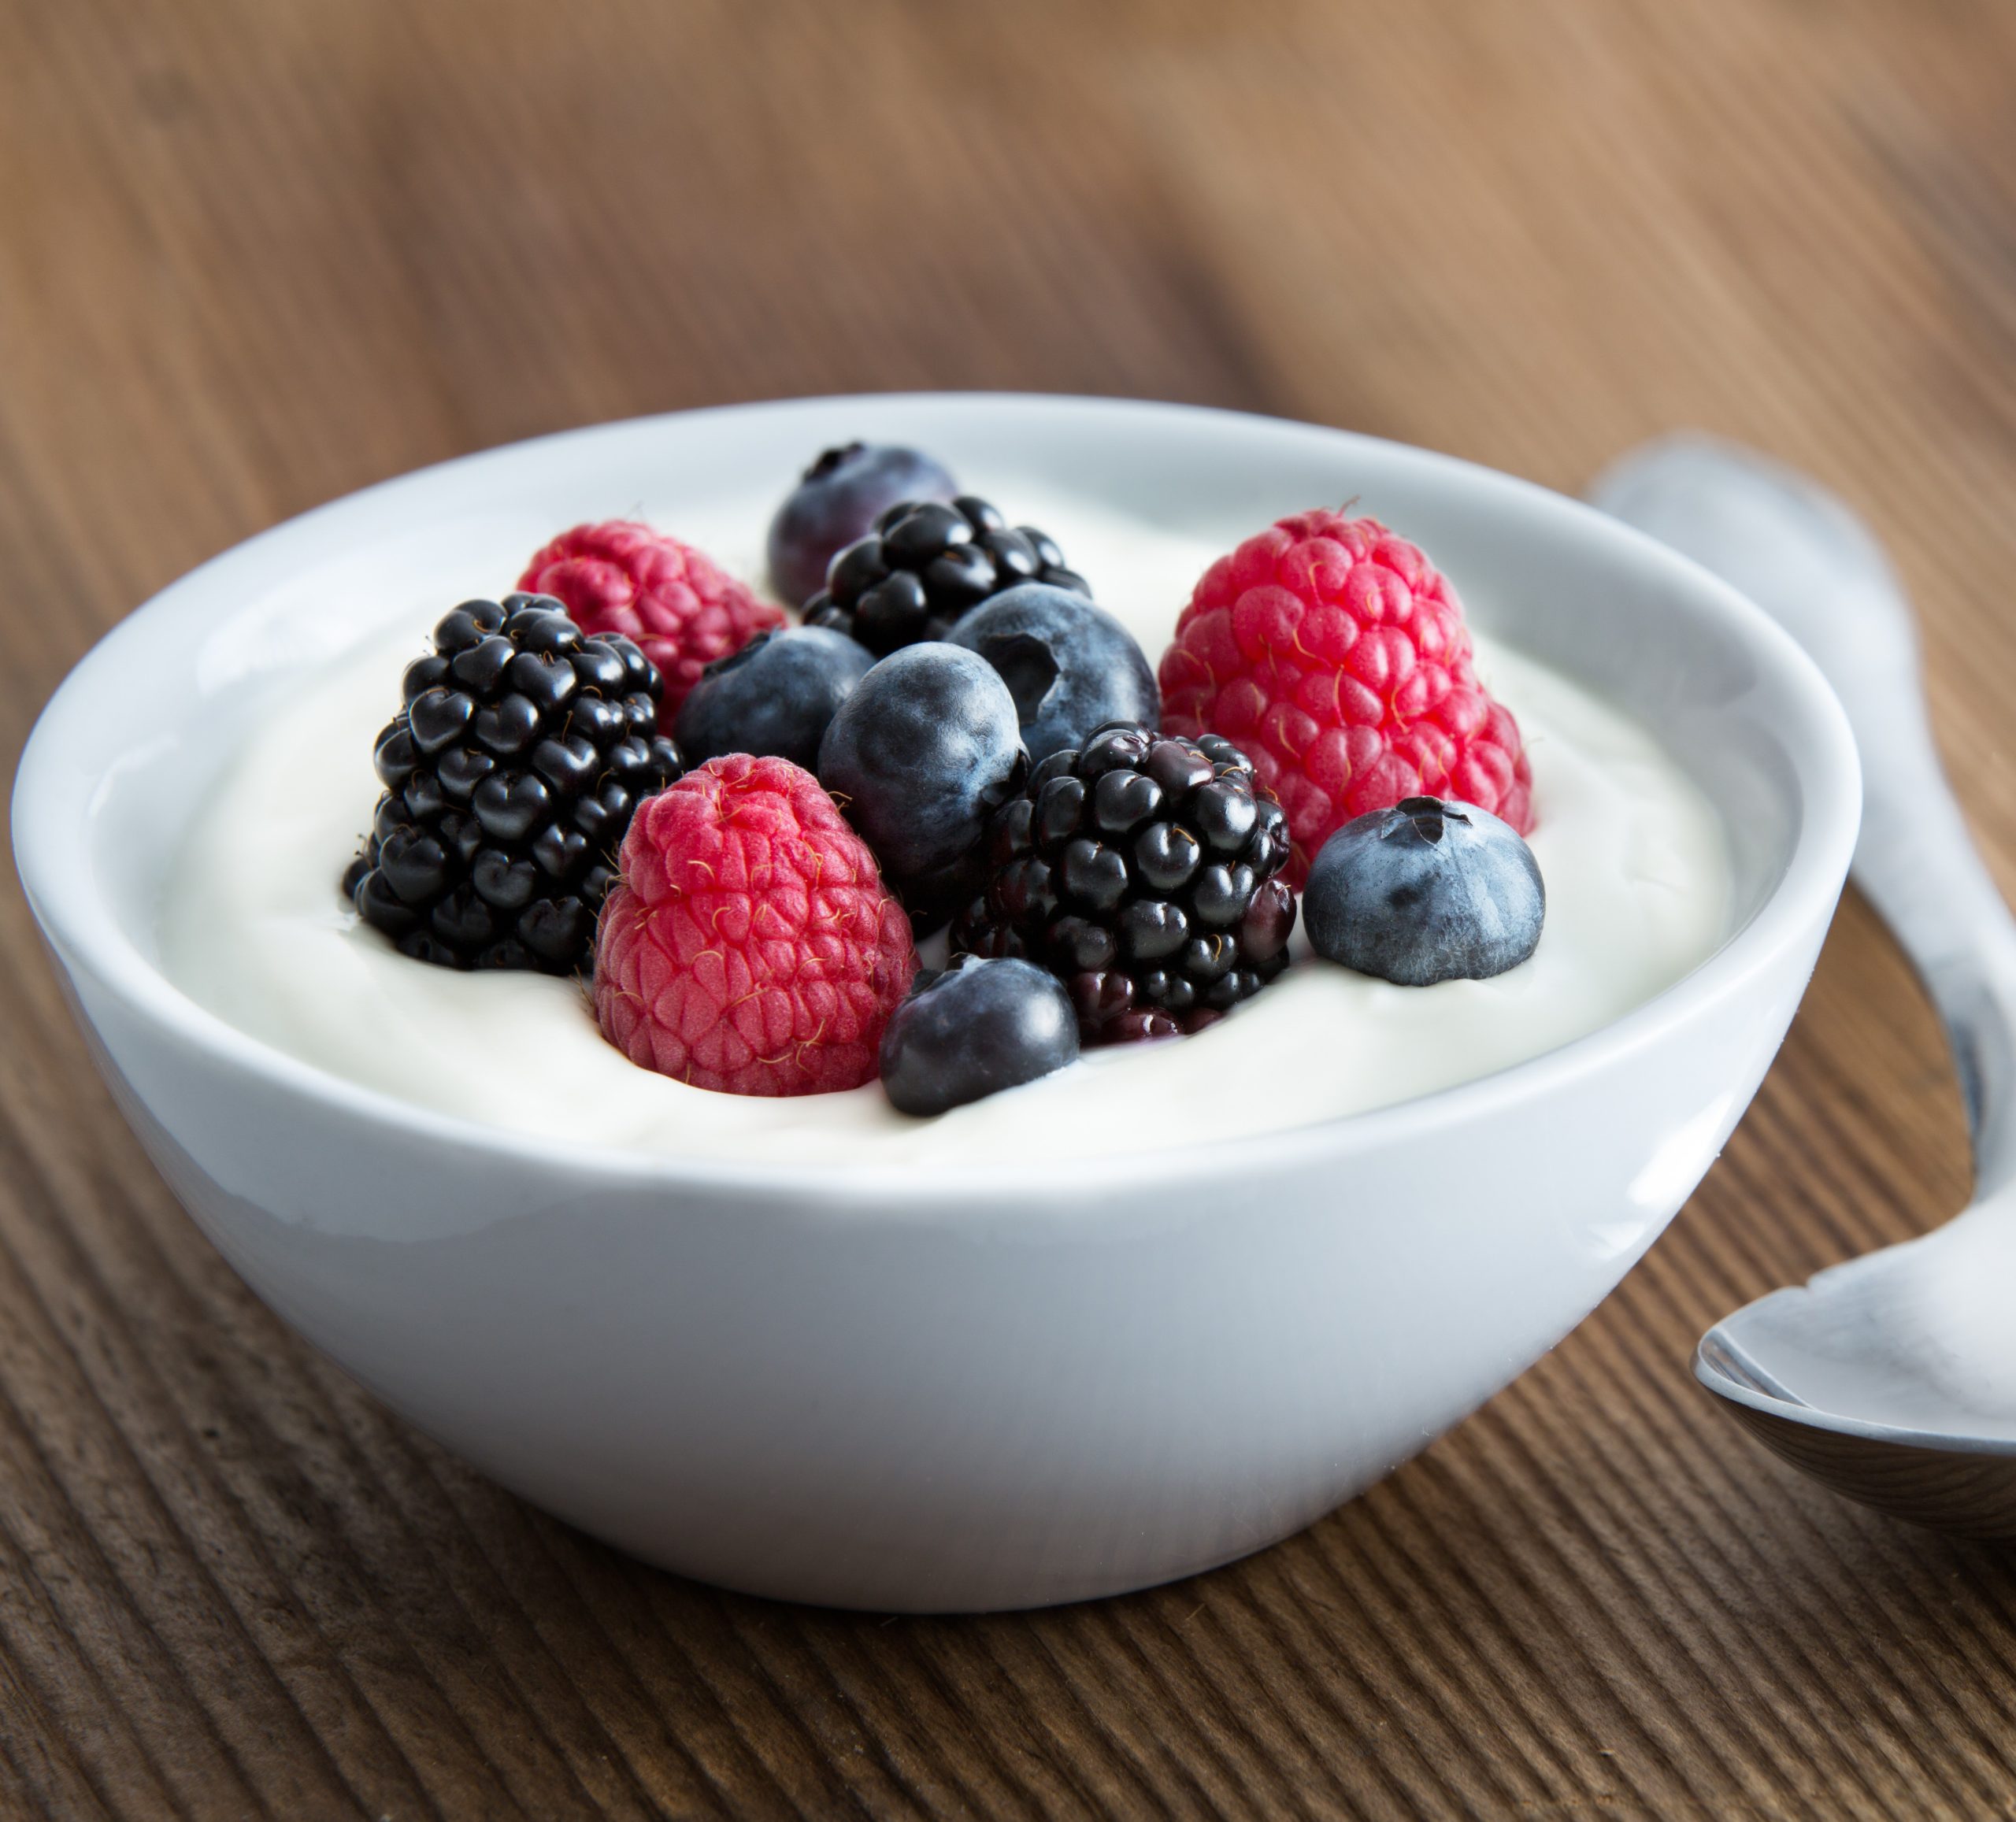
12, 394, 1858, 1612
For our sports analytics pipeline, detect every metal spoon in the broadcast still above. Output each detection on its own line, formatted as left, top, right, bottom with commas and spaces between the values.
1590, 435, 2016, 1541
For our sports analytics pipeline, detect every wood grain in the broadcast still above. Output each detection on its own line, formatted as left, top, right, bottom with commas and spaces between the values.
4, 0, 2016, 1814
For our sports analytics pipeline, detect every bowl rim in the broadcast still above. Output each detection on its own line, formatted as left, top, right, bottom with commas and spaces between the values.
11, 391, 1862, 1200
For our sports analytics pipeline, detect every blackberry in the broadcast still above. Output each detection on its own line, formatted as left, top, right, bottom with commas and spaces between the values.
951, 723, 1298, 1044
343, 594, 683, 975
803, 494, 1089, 657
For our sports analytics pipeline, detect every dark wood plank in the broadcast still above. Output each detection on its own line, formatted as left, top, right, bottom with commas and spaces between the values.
3, 0, 2015, 1815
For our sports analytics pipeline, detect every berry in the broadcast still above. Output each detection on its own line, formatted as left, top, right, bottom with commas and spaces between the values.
1303, 795, 1544, 985
593, 755, 917, 1095
948, 583, 1159, 763
817, 643, 1028, 903
952, 723, 1296, 1044
517, 520, 784, 723
1158, 511, 1532, 887
674, 626, 875, 772
804, 494, 1089, 657
344, 594, 682, 974
767, 442, 958, 609
879, 956, 1080, 1117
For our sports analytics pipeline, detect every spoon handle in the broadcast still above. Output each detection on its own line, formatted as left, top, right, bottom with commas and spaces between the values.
1847, 621, 2016, 1196
1592, 438, 2016, 1194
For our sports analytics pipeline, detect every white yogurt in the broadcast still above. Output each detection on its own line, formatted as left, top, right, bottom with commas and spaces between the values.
160, 494, 1732, 1166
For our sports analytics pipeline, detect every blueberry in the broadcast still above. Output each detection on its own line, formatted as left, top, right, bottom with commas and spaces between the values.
674, 627, 875, 772
1303, 796, 1544, 986
767, 443, 958, 608
817, 643, 1027, 886
947, 583, 1159, 763
880, 956, 1079, 1115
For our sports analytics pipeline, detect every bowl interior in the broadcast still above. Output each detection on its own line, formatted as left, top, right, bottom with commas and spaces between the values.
16, 393, 1854, 1161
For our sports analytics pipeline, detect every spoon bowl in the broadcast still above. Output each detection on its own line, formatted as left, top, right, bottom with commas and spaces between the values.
1698, 1194, 2016, 1539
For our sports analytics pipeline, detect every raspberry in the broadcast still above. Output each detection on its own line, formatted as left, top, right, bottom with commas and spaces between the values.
593, 754, 917, 1096
1158, 512, 1532, 887
519, 521, 784, 724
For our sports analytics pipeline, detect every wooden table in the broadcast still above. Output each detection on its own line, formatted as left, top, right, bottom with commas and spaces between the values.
4, 2, 2014, 1814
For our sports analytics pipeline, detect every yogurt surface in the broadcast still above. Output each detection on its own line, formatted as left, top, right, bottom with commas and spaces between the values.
160, 489, 1732, 1165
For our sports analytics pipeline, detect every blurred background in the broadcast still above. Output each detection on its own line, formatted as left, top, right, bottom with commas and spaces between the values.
4, 3, 2015, 1816
7, 0, 2014, 781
